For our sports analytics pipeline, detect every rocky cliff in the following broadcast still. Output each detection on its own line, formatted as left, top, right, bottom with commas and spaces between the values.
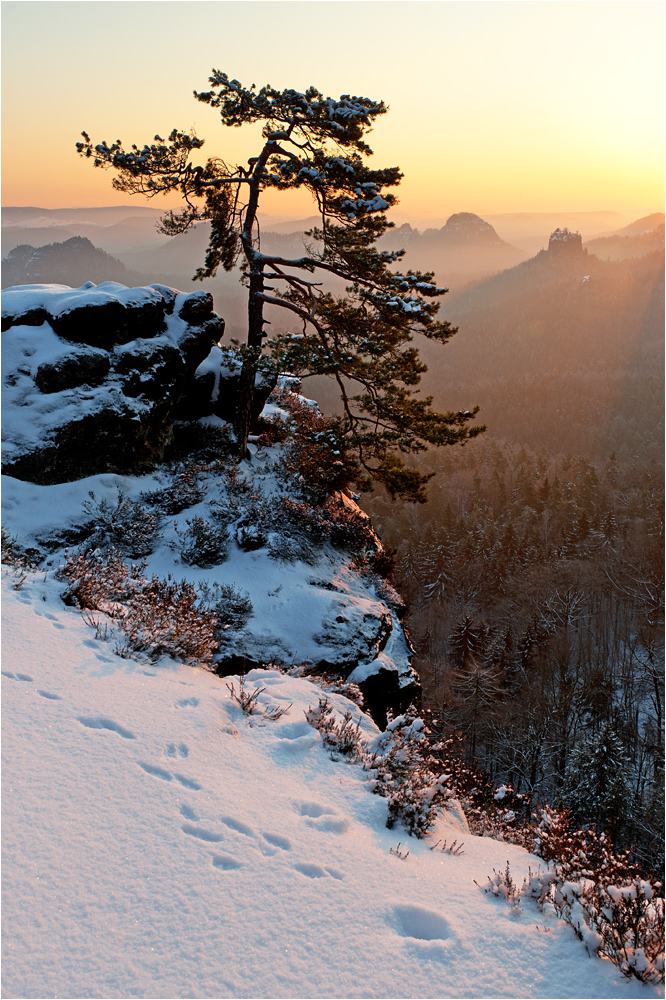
1, 281, 419, 725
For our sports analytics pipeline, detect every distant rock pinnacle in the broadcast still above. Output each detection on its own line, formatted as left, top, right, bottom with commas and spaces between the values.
548, 228, 583, 257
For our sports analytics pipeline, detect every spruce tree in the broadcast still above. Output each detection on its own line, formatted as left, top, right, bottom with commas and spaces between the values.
448, 614, 487, 669
564, 723, 630, 831
78, 73, 484, 500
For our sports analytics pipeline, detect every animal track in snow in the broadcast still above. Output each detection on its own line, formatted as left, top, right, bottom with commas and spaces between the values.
220, 815, 255, 838
262, 832, 292, 851
176, 697, 199, 708
295, 801, 336, 819
305, 815, 350, 834
38, 690, 62, 700
78, 716, 135, 739
181, 823, 224, 843
293, 862, 343, 880
138, 762, 172, 781
166, 743, 189, 758
295, 801, 350, 833
173, 772, 201, 790
138, 761, 201, 789
212, 854, 243, 871
394, 904, 454, 942
1, 671, 16, 679
180, 804, 199, 821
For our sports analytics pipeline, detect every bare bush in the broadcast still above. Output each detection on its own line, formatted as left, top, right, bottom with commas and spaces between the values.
57, 547, 146, 613
122, 575, 217, 665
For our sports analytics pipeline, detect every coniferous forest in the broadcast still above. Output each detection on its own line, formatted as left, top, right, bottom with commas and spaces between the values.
364, 436, 664, 875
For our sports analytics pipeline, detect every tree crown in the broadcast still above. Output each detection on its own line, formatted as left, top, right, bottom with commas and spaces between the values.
77, 72, 484, 501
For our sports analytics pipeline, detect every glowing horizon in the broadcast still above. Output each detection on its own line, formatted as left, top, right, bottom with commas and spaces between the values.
2, 1, 663, 222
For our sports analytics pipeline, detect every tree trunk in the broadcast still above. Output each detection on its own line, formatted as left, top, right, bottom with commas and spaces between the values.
233, 264, 265, 458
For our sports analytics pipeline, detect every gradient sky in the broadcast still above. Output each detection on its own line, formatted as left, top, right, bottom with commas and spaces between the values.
2, 0, 664, 222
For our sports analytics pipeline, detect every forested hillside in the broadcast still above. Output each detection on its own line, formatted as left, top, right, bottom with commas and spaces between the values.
364, 436, 664, 874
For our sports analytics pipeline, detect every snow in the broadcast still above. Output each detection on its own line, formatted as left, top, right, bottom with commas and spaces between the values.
2, 568, 660, 999
0, 447, 416, 689
1, 281, 164, 320
0, 283, 193, 462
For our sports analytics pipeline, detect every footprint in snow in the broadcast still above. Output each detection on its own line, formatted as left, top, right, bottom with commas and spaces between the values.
182, 823, 224, 843
138, 762, 172, 781
180, 804, 199, 822
306, 815, 350, 834
176, 697, 199, 708
212, 854, 243, 871
173, 772, 201, 790
78, 716, 135, 739
2, 671, 34, 682
220, 815, 255, 838
262, 832, 292, 851
293, 862, 344, 881
38, 690, 62, 700
295, 801, 336, 818
166, 743, 189, 758
295, 801, 350, 834
393, 904, 455, 942
138, 762, 201, 790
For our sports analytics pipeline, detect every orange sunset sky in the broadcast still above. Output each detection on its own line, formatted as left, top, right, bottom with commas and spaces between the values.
1, 0, 664, 224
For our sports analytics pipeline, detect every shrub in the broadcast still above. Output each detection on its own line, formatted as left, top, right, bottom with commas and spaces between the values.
270, 386, 354, 500
1, 527, 38, 570
177, 515, 229, 567
142, 464, 208, 515
280, 495, 377, 555
368, 709, 454, 837
83, 489, 162, 557
122, 575, 218, 665
57, 547, 218, 666
306, 697, 366, 760
478, 805, 665, 984
57, 546, 146, 613
306, 700, 454, 837
197, 581, 253, 636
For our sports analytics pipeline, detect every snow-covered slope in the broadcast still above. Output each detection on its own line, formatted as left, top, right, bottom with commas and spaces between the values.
2, 569, 659, 1000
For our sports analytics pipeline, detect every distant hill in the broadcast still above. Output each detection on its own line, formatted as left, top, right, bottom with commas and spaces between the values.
584, 214, 664, 261
594, 212, 664, 238
2, 236, 132, 289
376, 212, 527, 284
2, 205, 162, 226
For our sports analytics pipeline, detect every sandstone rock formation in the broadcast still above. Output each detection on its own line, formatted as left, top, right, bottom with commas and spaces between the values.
1, 282, 276, 483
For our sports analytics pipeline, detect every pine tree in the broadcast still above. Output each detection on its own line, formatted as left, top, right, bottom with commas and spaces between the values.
78, 73, 484, 498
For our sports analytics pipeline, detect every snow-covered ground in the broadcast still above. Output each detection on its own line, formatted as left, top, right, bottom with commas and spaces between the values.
2, 568, 661, 1000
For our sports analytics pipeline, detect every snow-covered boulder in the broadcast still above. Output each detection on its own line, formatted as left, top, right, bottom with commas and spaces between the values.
1, 282, 274, 484
176, 344, 277, 425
